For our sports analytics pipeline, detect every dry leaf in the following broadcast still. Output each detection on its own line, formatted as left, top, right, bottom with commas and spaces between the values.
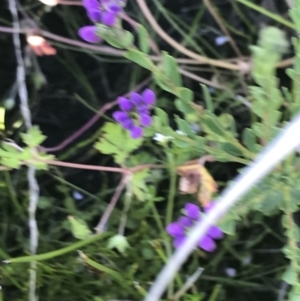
176, 161, 218, 207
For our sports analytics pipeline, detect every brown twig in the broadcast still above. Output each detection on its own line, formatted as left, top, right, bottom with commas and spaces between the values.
202, 0, 243, 58
95, 175, 128, 232
135, 0, 241, 71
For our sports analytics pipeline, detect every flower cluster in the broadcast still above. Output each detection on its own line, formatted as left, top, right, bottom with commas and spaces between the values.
166, 202, 224, 252
113, 89, 156, 139
78, 0, 125, 43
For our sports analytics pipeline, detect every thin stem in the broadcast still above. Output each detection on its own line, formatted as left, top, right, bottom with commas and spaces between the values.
95, 176, 128, 232
118, 178, 133, 235
165, 152, 176, 226
135, 0, 240, 70
5, 232, 110, 263
236, 0, 295, 29
202, 0, 242, 57
170, 267, 204, 301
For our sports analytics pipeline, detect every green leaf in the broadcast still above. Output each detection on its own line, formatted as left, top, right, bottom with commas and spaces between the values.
282, 264, 298, 285
218, 218, 235, 235
96, 25, 134, 49
124, 49, 155, 70
242, 128, 257, 152
220, 142, 243, 156
68, 216, 92, 240
132, 169, 150, 201
95, 122, 143, 164
155, 108, 169, 127
153, 71, 173, 93
175, 98, 194, 114
107, 234, 130, 254
20, 126, 46, 147
162, 51, 182, 87
175, 87, 193, 102
137, 24, 150, 54
175, 116, 195, 137
201, 84, 214, 112
202, 114, 226, 137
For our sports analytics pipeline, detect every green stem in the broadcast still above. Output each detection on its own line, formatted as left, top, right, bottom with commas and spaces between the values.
6, 232, 111, 263
236, 0, 295, 29
165, 152, 176, 226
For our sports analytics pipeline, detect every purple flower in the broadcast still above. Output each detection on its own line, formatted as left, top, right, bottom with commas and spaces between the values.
78, 26, 102, 43
137, 105, 150, 115
118, 97, 133, 111
166, 203, 224, 252
112, 111, 129, 123
82, 0, 99, 10
130, 126, 143, 139
184, 203, 200, 220
112, 88, 156, 139
140, 114, 152, 127
130, 92, 143, 106
166, 222, 184, 237
102, 10, 118, 27
87, 9, 102, 22
121, 118, 134, 130
142, 89, 156, 105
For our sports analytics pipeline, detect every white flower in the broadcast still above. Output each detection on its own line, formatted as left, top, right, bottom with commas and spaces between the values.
175, 130, 187, 136
153, 133, 173, 143
215, 36, 229, 46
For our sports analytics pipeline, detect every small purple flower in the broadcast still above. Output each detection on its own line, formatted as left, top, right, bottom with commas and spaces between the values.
166, 222, 184, 237
142, 89, 156, 105
120, 118, 134, 130
130, 126, 143, 139
118, 97, 133, 111
178, 216, 192, 227
82, 0, 99, 10
166, 203, 224, 252
112, 88, 156, 139
78, 26, 102, 43
130, 92, 143, 106
140, 114, 152, 127
137, 105, 150, 115
184, 203, 200, 220
102, 10, 118, 27
87, 9, 102, 22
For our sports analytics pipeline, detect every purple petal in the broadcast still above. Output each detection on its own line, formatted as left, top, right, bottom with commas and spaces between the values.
137, 105, 150, 115
87, 9, 102, 22
112, 111, 129, 122
130, 126, 143, 139
130, 92, 143, 106
120, 118, 134, 130
102, 10, 117, 27
142, 89, 156, 105
118, 97, 133, 111
140, 114, 152, 127
198, 236, 216, 252
78, 26, 102, 43
173, 236, 186, 248
108, 3, 122, 12
178, 216, 192, 227
166, 222, 184, 237
184, 203, 200, 220
82, 0, 99, 10
207, 225, 224, 240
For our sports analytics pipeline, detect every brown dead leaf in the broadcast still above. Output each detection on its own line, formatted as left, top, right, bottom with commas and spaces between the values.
176, 160, 218, 207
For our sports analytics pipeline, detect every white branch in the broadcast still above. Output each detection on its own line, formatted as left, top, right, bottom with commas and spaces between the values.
144, 112, 300, 301
7, 1, 40, 300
